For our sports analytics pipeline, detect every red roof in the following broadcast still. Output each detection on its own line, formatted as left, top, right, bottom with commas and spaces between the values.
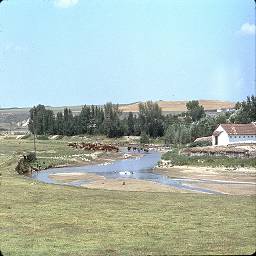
219, 123, 256, 135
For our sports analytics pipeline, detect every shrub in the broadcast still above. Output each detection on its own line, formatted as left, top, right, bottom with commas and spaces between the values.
188, 140, 211, 147
15, 152, 37, 175
37, 135, 49, 140
15, 159, 31, 174
55, 135, 64, 140
140, 132, 150, 145
21, 134, 31, 139
25, 152, 37, 162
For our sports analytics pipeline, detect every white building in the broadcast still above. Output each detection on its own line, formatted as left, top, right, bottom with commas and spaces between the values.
212, 123, 256, 146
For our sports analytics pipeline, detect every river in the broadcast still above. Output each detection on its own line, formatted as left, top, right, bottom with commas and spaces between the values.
32, 149, 225, 194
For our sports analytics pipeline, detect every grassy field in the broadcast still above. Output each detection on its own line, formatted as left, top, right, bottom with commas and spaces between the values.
0, 138, 255, 255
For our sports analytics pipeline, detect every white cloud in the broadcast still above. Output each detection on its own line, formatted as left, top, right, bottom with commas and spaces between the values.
239, 23, 256, 36
54, 0, 79, 8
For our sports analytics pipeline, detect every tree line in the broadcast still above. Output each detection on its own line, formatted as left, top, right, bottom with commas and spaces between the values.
28, 101, 164, 138
29, 95, 256, 144
164, 95, 256, 145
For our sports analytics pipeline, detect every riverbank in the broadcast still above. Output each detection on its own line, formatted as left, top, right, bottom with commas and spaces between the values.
161, 148, 256, 168
154, 165, 256, 195
1, 137, 255, 255
2, 134, 145, 175
30, 150, 144, 173
49, 172, 187, 193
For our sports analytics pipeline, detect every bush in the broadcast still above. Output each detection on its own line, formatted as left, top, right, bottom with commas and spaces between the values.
49, 135, 64, 140
55, 135, 64, 140
15, 152, 37, 175
140, 132, 150, 144
20, 134, 31, 139
188, 140, 211, 148
37, 135, 49, 140
15, 158, 31, 174
26, 152, 37, 162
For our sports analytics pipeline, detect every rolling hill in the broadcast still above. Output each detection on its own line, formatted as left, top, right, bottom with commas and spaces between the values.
119, 100, 235, 113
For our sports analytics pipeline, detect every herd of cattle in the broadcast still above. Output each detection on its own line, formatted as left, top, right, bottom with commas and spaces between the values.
67, 142, 149, 153
68, 142, 119, 152
127, 146, 149, 152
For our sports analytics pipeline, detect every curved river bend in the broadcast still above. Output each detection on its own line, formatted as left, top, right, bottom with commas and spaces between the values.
32, 149, 225, 194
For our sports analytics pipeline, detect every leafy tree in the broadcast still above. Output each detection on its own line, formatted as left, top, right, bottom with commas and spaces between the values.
235, 101, 241, 110
186, 100, 205, 121
127, 112, 135, 135
133, 116, 141, 136
45, 110, 55, 135
214, 113, 228, 125
28, 104, 55, 135
87, 105, 97, 135
138, 101, 164, 138
164, 114, 180, 128
63, 108, 74, 136
190, 116, 216, 140
103, 103, 124, 137
94, 106, 105, 134
165, 123, 191, 145
72, 115, 81, 135
230, 95, 256, 123
140, 131, 150, 144
79, 105, 90, 134
55, 112, 64, 134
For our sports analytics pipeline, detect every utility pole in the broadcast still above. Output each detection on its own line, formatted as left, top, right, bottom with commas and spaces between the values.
32, 111, 37, 158
254, 0, 256, 95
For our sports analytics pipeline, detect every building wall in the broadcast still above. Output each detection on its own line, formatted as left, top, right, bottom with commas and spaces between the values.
218, 131, 230, 146
212, 125, 256, 146
212, 125, 230, 146
229, 134, 256, 144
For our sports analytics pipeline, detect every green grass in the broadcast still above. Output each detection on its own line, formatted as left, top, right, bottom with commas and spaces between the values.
0, 138, 255, 255
162, 148, 256, 168
0, 137, 103, 169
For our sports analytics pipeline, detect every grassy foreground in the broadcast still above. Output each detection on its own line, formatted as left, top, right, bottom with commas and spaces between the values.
0, 138, 256, 255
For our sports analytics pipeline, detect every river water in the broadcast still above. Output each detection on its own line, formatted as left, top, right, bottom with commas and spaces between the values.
32, 149, 226, 194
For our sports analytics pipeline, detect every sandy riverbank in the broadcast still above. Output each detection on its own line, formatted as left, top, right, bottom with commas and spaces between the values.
154, 166, 256, 195
49, 172, 187, 193
49, 172, 101, 182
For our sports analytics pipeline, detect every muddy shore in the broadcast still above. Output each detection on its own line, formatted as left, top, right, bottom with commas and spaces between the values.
49, 172, 187, 193
154, 166, 256, 195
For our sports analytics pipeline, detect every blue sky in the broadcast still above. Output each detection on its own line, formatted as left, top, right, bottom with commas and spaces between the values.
0, 0, 255, 107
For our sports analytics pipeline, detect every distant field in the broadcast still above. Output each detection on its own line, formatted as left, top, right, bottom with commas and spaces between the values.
0, 100, 235, 127
119, 99, 235, 113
